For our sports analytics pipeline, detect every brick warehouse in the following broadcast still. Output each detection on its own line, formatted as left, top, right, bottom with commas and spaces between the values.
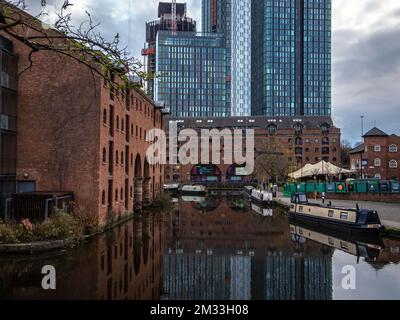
349, 127, 400, 181
164, 116, 341, 184
0, 7, 167, 225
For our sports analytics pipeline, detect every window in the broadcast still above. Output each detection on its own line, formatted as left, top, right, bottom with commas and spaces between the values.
374, 158, 381, 167
268, 124, 277, 135
121, 152, 124, 165
102, 191, 106, 206
116, 116, 120, 130
340, 212, 348, 220
116, 151, 119, 165
375, 173, 382, 179
328, 210, 334, 218
102, 148, 107, 163
120, 188, 123, 200
389, 144, 398, 153
295, 137, 302, 145
389, 160, 398, 169
121, 119, 124, 132
103, 109, 107, 125
374, 145, 381, 152
115, 189, 119, 202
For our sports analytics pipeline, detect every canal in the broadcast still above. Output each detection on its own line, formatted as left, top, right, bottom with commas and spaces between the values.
1, 193, 399, 300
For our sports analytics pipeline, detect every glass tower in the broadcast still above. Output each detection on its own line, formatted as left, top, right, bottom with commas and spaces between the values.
202, 0, 251, 116
252, 0, 332, 116
155, 31, 227, 118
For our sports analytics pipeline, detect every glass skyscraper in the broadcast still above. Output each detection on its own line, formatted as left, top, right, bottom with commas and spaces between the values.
202, 0, 252, 116
155, 31, 227, 117
252, 0, 332, 116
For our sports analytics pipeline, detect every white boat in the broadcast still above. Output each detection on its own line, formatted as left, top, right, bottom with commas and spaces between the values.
163, 183, 180, 192
251, 189, 273, 205
243, 186, 255, 196
181, 185, 207, 195
181, 196, 206, 203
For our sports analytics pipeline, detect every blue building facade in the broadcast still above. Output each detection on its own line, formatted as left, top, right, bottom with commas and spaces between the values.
252, 0, 332, 117
155, 31, 227, 117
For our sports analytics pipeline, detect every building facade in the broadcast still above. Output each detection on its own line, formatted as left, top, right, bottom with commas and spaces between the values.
143, 2, 197, 99
0, 36, 18, 217
202, 0, 251, 116
164, 116, 340, 184
349, 128, 400, 180
155, 31, 227, 117
0, 9, 167, 224
252, 0, 332, 117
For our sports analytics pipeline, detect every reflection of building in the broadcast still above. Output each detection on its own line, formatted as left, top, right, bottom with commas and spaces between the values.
349, 127, 400, 180
0, 6, 166, 223
165, 116, 341, 183
155, 31, 227, 117
0, 214, 164, 300
143, 2, 197, 99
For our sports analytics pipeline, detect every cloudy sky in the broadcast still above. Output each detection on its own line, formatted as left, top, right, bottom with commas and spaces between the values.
26, 0, 400, 145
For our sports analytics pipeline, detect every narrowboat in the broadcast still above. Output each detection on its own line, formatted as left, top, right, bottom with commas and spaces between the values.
289, 193, 384, 233
250, 189, 273, 206
289, 221, 383, 260
243, 186, 255, 197
181, 185, 207, 196
163, 183, 180, 193
251, 203, 273, 217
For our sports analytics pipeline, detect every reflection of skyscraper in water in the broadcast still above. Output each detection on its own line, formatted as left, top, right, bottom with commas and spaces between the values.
163, 253, 332, 300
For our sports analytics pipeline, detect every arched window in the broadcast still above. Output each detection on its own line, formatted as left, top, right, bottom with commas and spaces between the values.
102, 147, 107, 163
295, 137, 302, 146
374, 158, 381, 167
120, 188, 123, 200
375, 173, 382, 179
121, 118, 124, 131
115, 189, 119, 202
130, 186, 133, 198
102, 191, 106, 206
268, 124, 277, 135
389, 160, 398, 168
131, 124, 134, 136
116, 151, 119, 165
294, 123, 303, 135
121, 152, 124, 165
389, 144, 398, 153
103, 109, 107, 125
116, 116, 120, 130
322, 137, 330, 145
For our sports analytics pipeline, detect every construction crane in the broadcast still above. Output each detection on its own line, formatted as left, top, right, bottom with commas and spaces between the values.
171, 0, 177, 33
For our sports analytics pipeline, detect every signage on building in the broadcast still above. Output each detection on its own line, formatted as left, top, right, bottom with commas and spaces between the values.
361, 159, 368, 167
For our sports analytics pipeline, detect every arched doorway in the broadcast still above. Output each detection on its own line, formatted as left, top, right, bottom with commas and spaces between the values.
190, 164, 222, 183
226, 164, 248, 183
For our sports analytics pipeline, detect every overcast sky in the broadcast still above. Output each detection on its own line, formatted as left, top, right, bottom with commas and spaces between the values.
27, 0, 400, 145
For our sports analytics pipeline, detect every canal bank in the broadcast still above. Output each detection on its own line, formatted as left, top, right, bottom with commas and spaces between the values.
274, 193, 400, 236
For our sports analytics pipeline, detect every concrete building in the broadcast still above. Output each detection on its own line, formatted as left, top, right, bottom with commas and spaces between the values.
349, 127, 400, 180
0, 7, 167, 225
202, 0, 252, 116
155, 31, 227, 117
251, 0, 332, 116
164, 116, 340, 184
143, 2, 197, 99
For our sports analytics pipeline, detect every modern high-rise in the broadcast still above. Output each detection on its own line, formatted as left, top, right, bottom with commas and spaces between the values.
155, 31, 227, 117
202, 0, 252, 116
203, 0, 332, 117
143, 2, 197, 99
252, 0, 332, 116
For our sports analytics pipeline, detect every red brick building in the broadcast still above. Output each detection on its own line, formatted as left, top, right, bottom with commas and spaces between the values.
0, 7, 167, 225
349, 127, 400, 180
165, 116, 341, 184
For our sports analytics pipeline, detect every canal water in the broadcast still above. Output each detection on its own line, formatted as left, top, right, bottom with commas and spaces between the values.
1, 193, 399, 300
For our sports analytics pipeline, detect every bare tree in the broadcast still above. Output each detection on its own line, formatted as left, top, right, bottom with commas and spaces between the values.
0, 0, 148, 90
254, 136, 295, 184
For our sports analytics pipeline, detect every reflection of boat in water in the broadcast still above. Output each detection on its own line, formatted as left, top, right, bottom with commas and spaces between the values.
181, 196, 206, 203
163, 183, 180, 193
289, 219, 383, 260
251, 203, 273, 217
181, 185, 207, 195
289, 193, 383, 234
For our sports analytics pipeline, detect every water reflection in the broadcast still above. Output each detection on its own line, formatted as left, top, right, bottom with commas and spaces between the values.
0, 194, 399, 300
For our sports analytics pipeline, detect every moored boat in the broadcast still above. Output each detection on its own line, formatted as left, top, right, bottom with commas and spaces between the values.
181, 185, 207, 195
250, 189, 273, 206
243, 186, 255, 197
163, 183, 180, 193
289, 193, 384, 233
